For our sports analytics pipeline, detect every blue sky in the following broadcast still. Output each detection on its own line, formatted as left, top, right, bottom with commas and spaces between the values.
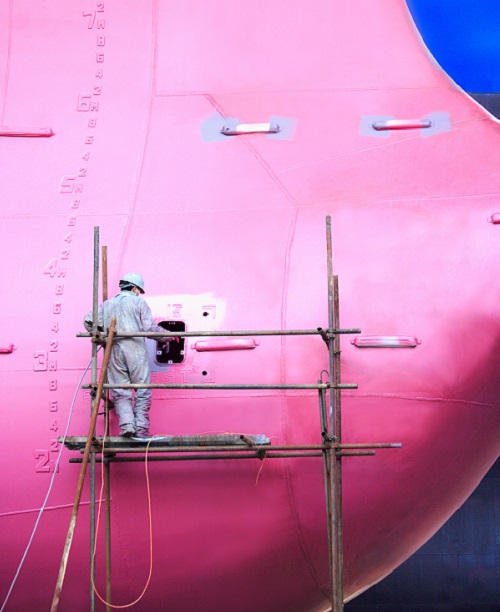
407, 0, 500, 92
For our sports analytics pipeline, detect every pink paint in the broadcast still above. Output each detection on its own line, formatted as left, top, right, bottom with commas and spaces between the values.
0, 1, 498, 610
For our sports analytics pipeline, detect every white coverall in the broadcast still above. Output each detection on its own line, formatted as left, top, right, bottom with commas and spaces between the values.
84, 290, 167, 435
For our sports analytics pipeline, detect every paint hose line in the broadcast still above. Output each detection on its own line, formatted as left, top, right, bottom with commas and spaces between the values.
91, 436, 154, 609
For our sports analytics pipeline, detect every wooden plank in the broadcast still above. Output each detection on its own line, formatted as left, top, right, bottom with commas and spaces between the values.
61, 434, 271, 450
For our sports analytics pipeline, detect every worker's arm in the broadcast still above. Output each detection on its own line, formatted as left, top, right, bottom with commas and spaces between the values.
83, 305, 104, 333
139, 300, 180, 342
83, 313, 93, 333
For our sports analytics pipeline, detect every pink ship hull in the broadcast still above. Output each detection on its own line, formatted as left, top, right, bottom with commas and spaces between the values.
0, 1, 498, 610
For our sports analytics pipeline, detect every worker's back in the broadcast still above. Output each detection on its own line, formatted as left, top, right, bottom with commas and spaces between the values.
101, 291, 145, 336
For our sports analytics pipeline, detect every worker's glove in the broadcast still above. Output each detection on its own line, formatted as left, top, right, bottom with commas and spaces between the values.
92, 333, 107, 347
160, 336, 180, 344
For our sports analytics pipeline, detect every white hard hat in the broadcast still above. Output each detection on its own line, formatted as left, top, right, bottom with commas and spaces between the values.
120, 272, 145, 293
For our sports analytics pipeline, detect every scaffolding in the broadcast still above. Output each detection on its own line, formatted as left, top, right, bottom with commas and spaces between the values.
51, 218, 400, 612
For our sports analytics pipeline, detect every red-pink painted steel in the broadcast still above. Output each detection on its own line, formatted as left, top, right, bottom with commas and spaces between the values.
0, 1, 498, 610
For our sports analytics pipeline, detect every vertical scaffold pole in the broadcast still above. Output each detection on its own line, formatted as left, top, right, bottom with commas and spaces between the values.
333, 274, 344, 609
90, 453, 95, 612
325, 216, 343, 611
318, 384, 333, 580
101, 244, 112, 612
90, 227, 99, 612
326, 217, 335, 428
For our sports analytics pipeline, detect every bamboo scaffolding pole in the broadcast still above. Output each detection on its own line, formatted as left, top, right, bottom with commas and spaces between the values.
50, 318, 117, 612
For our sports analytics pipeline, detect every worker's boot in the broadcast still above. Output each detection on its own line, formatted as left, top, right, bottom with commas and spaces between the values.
132, 429, 152, 441
120, 425, 135, 438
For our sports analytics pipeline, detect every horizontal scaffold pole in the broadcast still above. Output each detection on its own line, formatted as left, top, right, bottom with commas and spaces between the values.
69, 451, 377, 463
82, 383, 358, 390
76, 327, 361, 338
93, 445, 390, 456
61, 439, 401, 454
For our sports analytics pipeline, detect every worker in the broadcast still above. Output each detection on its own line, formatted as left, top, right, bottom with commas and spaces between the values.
84, 273, 178, 439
